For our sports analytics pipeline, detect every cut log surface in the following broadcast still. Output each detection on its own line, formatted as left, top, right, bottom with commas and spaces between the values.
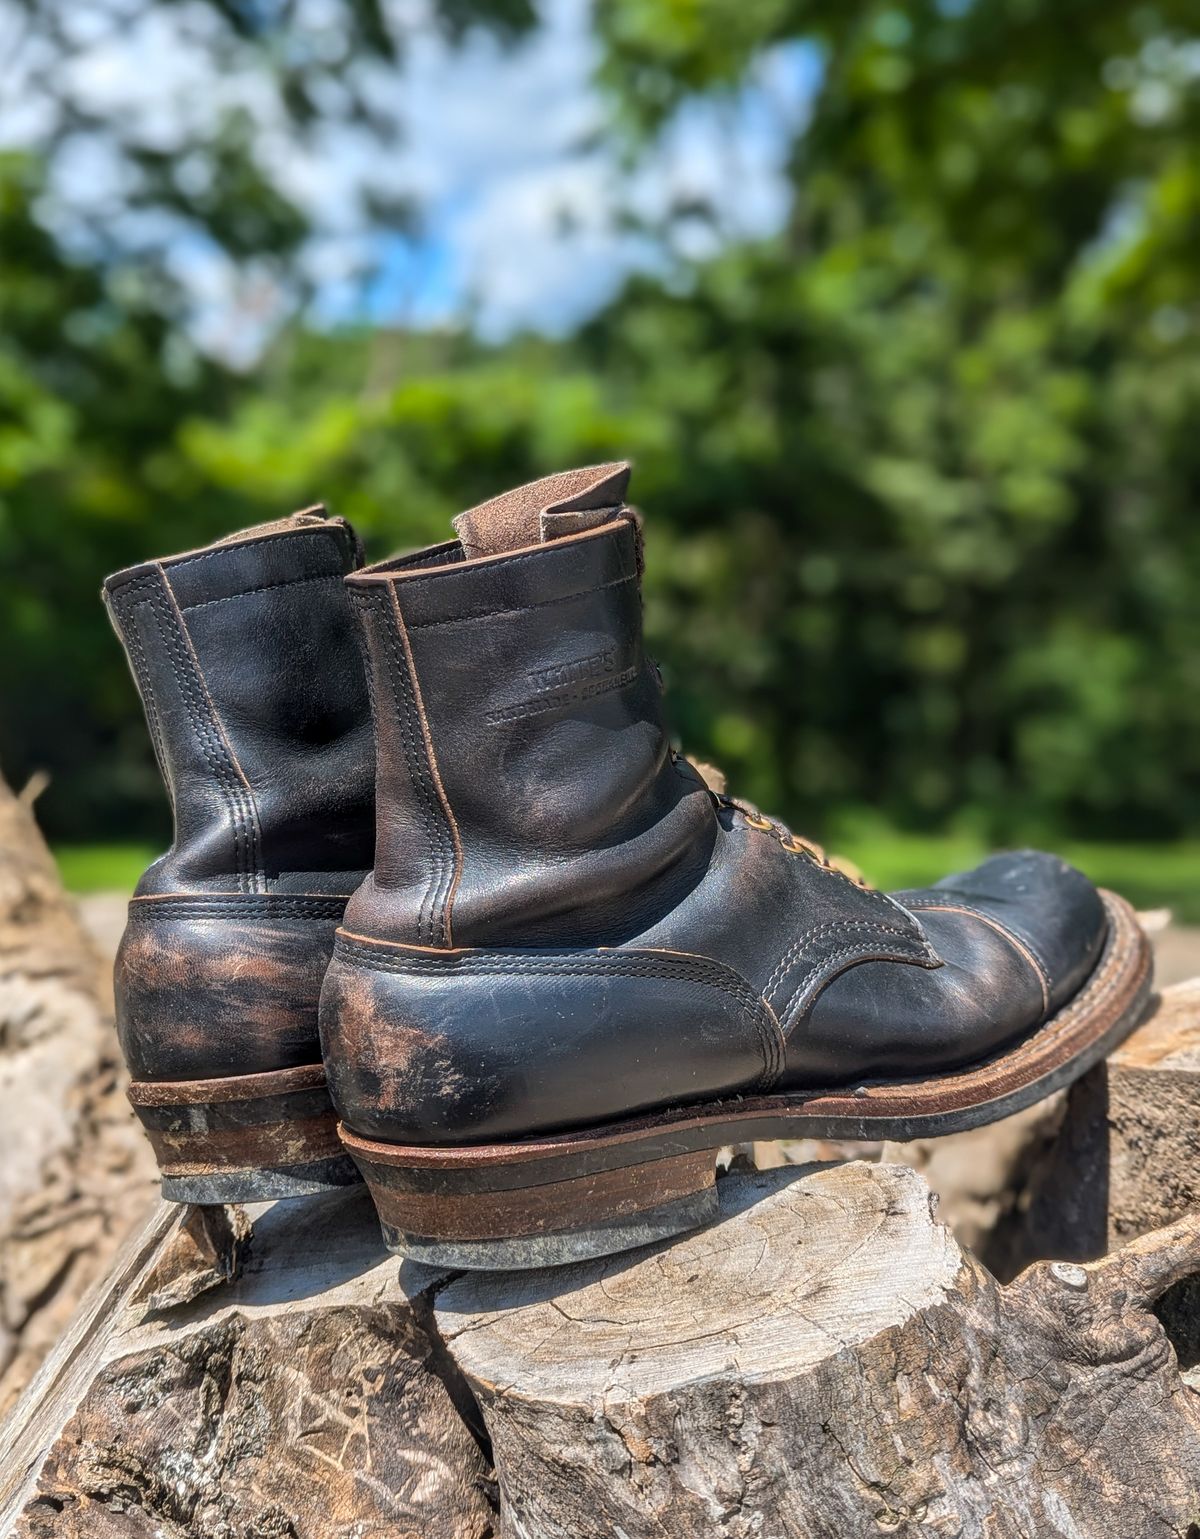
438, 1162, 1200, 1539
5, 1147, 1200, 1536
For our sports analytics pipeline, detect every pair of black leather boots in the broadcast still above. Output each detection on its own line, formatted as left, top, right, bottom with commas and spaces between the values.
104, 465, 1151, 1268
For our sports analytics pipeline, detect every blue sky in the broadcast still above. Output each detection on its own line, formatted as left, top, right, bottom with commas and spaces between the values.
0, 0, 820, 359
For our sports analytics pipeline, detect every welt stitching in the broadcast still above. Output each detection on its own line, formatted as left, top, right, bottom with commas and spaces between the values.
130, 898, 346, 911
903, 899, 1054, 991
179, 572, 343, 611
397, 572, 637, 631
164, 527, 349, 574
779, 939, 937, 1035
129, 897, 349, 915
124, 580, 254, 891
763, 920, 925, 1006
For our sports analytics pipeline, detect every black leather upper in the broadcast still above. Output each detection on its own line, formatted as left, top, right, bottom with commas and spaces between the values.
321, 466, 1114, 1145
795, 851, 1107, 1083
104, 512, 374, 896
104, 512, 376, 1083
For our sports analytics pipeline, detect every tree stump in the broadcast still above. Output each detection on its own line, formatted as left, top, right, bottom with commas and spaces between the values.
437, 1161, 1200, 1538
0, 774, 156, 1414
7, 1159, 1200, 1538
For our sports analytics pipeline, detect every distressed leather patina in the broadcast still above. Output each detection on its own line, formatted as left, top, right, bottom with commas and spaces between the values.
322, 466, 1110, 1147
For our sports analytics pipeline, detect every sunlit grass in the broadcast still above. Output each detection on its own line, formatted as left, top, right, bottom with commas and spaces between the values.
52, 830, 1200, 922
827, 816, 1200, 923
53, 842, 161, 895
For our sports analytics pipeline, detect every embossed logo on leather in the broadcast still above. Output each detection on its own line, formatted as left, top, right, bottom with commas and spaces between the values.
486, 647, 637, 724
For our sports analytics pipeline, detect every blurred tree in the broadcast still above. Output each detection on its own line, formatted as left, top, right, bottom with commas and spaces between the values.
0, 0, 536, 838
0, 152, 238, 837
2, 0, 1199, 849
2, 0, 535, 328
580, 0, 1200, 839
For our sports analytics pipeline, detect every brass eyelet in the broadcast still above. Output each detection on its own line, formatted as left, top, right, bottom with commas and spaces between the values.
742, 812, 773, 831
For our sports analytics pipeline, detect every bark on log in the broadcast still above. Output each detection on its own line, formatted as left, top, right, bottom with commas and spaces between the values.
1, 1186, 494, 1538
8, 1160, 1200, 1538
0, 775, 156, 1414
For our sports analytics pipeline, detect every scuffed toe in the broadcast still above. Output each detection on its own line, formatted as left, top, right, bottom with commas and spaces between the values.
906, 849, 1108, 1013
784, 849, 1111, 1087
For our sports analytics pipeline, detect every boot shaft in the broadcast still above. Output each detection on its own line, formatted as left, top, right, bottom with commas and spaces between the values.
104, 511, 374, 895
344, 467, 713, 948
324, 465, 938, 1165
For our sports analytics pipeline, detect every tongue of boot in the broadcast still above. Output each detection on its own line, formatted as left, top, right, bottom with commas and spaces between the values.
452, 462, 632, 559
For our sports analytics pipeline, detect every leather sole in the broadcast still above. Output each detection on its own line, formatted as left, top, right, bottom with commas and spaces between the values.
127, 1062, 361, 1204
341, 890, 1152, 1270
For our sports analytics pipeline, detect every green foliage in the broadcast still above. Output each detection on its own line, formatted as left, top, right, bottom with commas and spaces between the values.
53, 842, 164, 895
582, 0, 1200, 837
2, 0, 1199, 860
0, 153, 244, 838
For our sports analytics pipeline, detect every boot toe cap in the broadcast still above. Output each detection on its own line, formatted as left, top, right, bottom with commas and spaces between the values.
786, 850, 1109, 1085
911, 848, 1107, 1013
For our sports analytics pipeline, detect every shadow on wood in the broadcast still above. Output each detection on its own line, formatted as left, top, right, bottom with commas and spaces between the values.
4, 1155, 1200, 1537
1013, 981, 1200, 1270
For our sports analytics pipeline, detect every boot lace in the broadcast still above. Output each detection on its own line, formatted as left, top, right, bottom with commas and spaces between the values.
673, 752, 870, 890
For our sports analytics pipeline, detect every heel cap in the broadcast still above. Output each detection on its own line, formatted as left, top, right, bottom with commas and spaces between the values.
161, 1154, 362, 1205
379, 1187, 720, 1271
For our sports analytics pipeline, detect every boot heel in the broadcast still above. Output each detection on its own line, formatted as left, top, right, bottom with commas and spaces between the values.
128, 1064, 361, 1204
340, 1127, 721, 1270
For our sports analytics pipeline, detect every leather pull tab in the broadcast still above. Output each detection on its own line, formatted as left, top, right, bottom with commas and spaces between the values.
453, 462, 632, 558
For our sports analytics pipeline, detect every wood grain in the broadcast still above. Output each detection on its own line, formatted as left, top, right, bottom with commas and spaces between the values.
438, 1161, 1200, 1538
4, 1187, 493, 1538
1015, 979, 1200, 1265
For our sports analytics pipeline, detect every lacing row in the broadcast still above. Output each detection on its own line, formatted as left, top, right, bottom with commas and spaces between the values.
728, 798, 870, 887
670, 750, 870, 889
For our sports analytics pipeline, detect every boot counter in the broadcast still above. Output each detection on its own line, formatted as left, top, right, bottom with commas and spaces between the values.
115, 895, 350, 1081
319, 935, 781, 1145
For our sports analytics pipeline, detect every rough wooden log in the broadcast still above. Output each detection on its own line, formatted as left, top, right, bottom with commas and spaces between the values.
0, 774, 156, 1414
438, 1161, 1200, 1539
1013, 979, 1200, 1266
1, 1186, 494, 1538
7, 1153, 1200, 1536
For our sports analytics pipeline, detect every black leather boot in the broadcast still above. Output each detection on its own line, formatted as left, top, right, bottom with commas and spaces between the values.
321, 465, 1152, 1267
103, 509, 374, 1201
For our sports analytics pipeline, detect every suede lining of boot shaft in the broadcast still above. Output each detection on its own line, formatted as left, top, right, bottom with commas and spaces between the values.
453, 462, 631, 558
